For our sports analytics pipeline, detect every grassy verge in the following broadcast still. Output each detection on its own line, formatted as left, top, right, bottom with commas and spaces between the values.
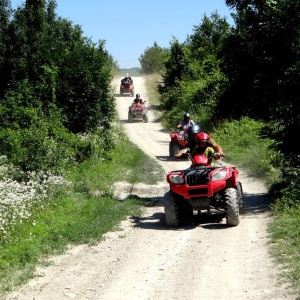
0, 123, 165, 297
143, 73, 163, 119
268, 207, 300, 295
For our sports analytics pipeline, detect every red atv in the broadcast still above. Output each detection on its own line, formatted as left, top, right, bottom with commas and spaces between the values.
120, 81, 134, 97
169, 130, 189, 158
128, 102, 148, 123
164, 153, 245, 227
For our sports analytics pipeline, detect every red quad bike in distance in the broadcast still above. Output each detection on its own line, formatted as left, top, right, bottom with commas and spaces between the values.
169, 130, 189, 159
120, 81, 134, 97
164, 153, 245, 227
128, 101, 148, 123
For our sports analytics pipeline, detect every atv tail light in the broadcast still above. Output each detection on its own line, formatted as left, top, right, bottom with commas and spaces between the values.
168, 172, 185, 184
211, 169, 228, 181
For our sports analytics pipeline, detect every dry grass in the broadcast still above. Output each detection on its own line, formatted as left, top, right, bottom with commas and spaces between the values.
143, 73, 163, 119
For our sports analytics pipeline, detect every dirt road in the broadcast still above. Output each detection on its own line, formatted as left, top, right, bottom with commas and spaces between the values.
6, 77, 293, 300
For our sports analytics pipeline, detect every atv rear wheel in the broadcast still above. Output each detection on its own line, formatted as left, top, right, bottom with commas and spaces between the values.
143, 114, 148, 123
128, 112, 133, 122
131, 90, 134, 96
224, 188, 240, 226
169, 142, 174, 157
172, 143, 180, 158
164, 191, 183, 227
237, 182, 245, 214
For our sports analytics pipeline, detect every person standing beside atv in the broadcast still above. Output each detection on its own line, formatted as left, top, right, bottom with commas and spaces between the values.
175, 124, 225, 158
121, 73, 133, 85
132, 93, 145, 105
176, 112, 195, 131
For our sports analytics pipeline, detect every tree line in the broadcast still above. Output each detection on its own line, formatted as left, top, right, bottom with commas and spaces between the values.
0, 0, 118, 173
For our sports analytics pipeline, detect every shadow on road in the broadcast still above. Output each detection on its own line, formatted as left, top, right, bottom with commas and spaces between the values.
130, 192, 272, 231
130, 210, 231, 231
114, 93, 134, 98
155, 155, 174, 162
155, 155, 190, 162
243, 192, 271, 214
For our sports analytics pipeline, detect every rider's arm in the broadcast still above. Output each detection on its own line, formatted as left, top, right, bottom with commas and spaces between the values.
210, 138, 225, 156
176, 120, 183, 129
175, 148, 189, 158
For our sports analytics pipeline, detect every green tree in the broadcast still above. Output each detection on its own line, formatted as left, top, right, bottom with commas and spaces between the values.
222, 0, 300, 125
139, 41, 168, 73
189, 12, 232, 62
0, 0, 12, 98
1, 0, 115, 134
161, 38, 189, 90
160, 13, 230, 130
222, 0, 300, 198
0, 0, 116, 171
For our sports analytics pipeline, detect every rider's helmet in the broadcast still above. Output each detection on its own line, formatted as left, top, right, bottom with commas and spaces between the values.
187, 124, 202, 141
187, 124, 201, 134
196, 132, 210, 144
184, 112, 190, 120
126, 73, 129, 78
136, 93, 140, 98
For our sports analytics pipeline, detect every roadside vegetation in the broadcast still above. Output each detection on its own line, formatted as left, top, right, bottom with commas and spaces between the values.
0, 1, 164, 297
0, 0, 300, 298
0, 120, 165, 297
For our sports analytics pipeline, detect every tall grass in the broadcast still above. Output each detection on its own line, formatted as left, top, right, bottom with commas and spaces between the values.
143, 73, 163, 119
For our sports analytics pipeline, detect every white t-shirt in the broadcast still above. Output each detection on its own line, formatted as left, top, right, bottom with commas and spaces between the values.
179, 120, 195, 131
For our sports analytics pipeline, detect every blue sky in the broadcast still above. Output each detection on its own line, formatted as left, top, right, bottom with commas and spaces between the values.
11, 0, 235, 69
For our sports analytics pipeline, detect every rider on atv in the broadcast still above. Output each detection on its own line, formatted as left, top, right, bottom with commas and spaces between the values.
175, 124, 225, 158
121, 74, 133, 85
176, 112, 195, 131
189, 132, 219, 165
132, 93, 145, 106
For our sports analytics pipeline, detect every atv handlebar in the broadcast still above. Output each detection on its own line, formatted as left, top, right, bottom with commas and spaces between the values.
183, 151, 224, 160
210, 152, 224, 159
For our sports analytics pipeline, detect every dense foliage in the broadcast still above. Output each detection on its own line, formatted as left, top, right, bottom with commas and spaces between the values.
160, 13, 231, 132
158, 2, 300, 204
0, 0, 117, 173
222, 0, 300, 202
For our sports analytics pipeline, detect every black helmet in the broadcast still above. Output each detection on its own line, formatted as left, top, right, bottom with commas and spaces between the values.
187, 124, 202, 134
184, 112, 190, 119
136, 93, 140, 98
